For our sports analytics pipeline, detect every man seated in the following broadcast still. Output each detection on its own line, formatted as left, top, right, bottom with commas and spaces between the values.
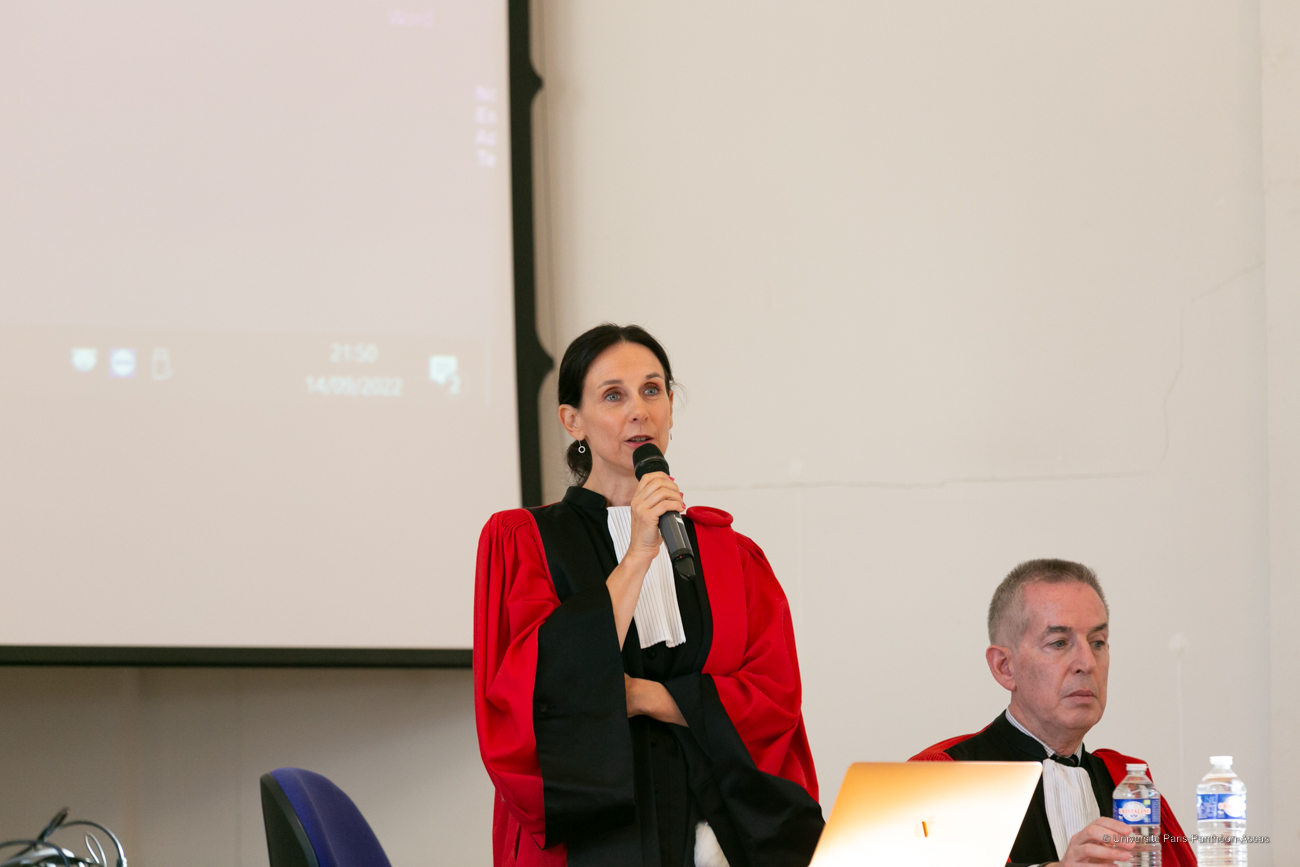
910, 559, 1195, 867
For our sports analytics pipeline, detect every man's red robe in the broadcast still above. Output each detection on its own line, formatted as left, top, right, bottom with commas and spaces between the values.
912, 723, 1196, 867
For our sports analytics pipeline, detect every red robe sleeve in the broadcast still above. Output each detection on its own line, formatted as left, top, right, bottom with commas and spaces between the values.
660, 507, 824, 866
473, 509, 567, 867
908, 733, 975, 761
711, 530, 819, 799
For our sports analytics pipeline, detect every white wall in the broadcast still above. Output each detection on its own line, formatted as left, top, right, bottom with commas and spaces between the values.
3, 2, 1296, 865
533, 2, 1292, 865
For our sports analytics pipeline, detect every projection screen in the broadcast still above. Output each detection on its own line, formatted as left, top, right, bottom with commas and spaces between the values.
0, 1, 519, 657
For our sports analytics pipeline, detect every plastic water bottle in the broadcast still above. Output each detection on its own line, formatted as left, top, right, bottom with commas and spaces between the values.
1113, 762, 1161, 867
1197, 756, 1247, 865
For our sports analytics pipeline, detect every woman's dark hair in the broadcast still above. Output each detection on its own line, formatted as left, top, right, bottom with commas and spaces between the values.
558, 323, 675, 483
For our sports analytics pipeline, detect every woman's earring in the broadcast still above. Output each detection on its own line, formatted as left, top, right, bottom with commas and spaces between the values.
577, 441, 586, 454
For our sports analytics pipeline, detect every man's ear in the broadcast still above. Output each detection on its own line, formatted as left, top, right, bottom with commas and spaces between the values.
986, 645, 1017, 693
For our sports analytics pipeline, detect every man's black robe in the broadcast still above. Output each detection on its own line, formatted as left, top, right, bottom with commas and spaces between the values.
913, 712, 1198, 867
937, 713, 1113, 866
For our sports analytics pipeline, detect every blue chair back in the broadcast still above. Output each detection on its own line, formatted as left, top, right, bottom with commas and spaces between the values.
260, 768, 393, 867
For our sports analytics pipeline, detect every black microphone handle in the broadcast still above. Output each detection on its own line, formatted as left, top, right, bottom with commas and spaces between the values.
658, 511, 696, 579
632, 443, 697, 578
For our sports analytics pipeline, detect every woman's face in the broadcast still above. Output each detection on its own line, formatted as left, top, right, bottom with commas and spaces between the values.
562, 341, 673, 478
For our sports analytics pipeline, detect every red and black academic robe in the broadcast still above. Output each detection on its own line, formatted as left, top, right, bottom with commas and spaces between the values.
474, 486, 824, 867
910, 713, 1196, 867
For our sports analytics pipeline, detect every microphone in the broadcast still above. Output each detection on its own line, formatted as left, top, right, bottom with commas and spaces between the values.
632, 443, 697, 579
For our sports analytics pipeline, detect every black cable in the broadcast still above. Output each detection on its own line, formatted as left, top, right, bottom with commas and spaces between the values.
36, 810, 68, 844
0, 838, 73, 867
5, 808, 124, 867
2, 808, 74, 863
0, 836, 36, 860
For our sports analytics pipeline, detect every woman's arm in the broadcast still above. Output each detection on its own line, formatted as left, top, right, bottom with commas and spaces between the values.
624, 674, 687, 726
607, 471, 684, 647
605, 553, 653, 648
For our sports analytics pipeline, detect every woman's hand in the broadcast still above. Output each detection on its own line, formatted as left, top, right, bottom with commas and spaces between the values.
607, 471, 685, 647
628, 472, 685, 561
625, 674, 688, 727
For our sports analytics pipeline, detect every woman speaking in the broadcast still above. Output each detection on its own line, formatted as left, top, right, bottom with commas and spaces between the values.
474, 324, 823, 867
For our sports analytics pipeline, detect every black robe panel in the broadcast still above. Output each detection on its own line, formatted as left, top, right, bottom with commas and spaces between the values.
530, 487, 723, 867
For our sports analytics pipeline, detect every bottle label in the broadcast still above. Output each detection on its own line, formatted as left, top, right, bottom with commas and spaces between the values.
1197, 793, 1246, 821
1114, 797, 1160, 826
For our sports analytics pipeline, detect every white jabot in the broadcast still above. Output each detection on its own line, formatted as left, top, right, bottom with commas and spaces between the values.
1005, 709, 1101, 862
606, 506, 687, 649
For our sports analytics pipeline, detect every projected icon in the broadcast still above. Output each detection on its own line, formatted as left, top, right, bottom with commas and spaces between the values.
475, 86, 499, 170
109, 348, 137, 378
71, 348, 97, 373
151, 348, 173, 380
429, 355, 462, 394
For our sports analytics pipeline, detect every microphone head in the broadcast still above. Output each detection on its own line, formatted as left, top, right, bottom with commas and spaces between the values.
632, 442, 669, 480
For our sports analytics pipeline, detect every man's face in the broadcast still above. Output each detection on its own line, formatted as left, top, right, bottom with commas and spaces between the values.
1006, 581, 1109, 742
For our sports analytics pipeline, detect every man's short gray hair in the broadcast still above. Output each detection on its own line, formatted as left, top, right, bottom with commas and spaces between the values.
987, 559, 1109, 646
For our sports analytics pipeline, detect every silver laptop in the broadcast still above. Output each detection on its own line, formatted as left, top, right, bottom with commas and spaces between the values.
810, 761, 1042, 867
